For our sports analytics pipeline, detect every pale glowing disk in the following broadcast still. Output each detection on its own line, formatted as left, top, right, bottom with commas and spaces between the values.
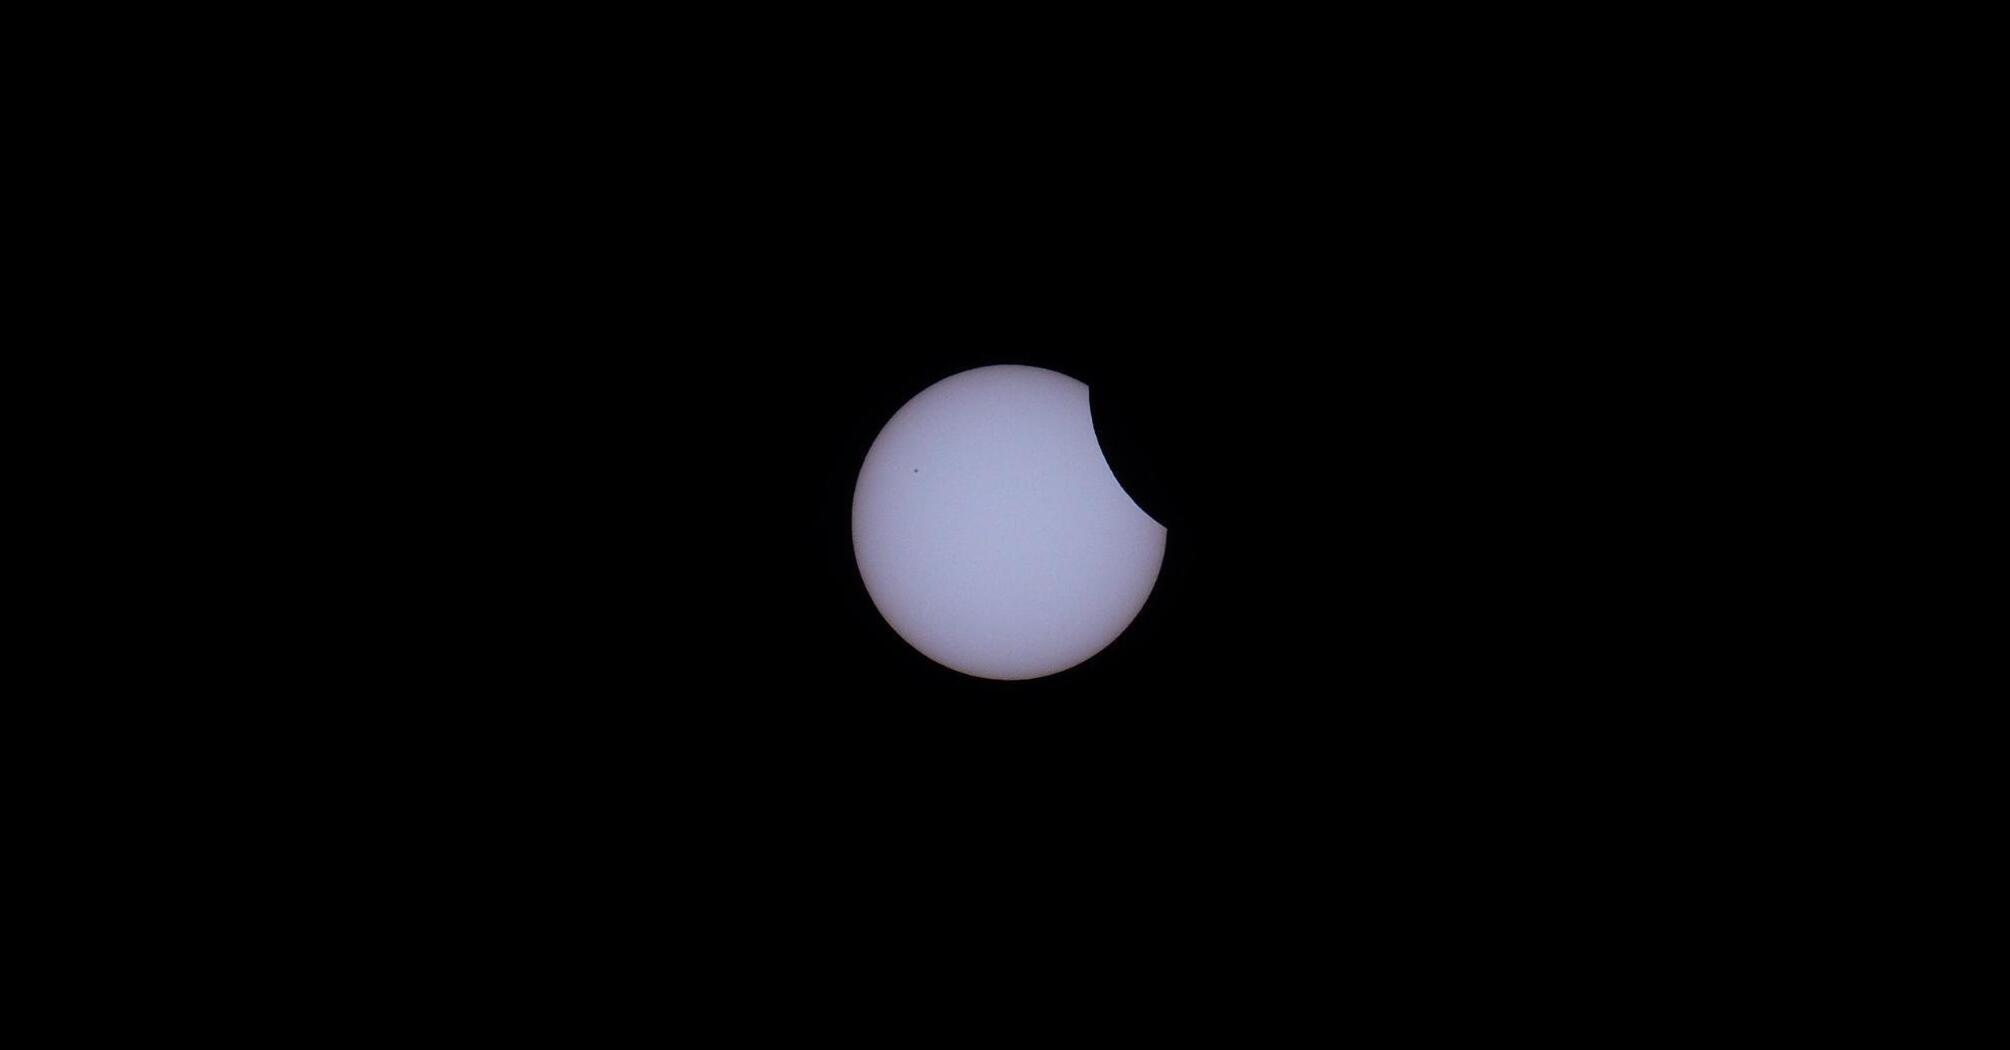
851, 365, 1167, 680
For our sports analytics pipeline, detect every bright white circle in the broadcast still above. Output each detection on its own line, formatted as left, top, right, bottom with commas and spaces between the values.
852, 365, 1167, 680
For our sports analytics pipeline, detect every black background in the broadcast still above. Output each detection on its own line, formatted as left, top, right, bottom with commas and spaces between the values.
226, 26, 1726, 991
339, 86, 1653, 832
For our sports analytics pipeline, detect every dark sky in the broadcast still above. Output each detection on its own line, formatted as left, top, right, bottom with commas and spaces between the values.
133, 15, 1776, 1012
357, 179, 1666, 801
277, 42, 1709, 971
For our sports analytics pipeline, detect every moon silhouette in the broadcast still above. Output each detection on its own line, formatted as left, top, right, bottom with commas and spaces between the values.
852, 365, 1167, 680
